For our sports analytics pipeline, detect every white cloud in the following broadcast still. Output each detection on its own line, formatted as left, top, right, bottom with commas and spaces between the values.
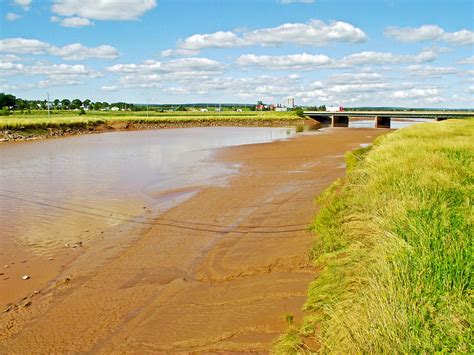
14, 0, 31, 10
236, 49, 437, 71
466, 86, 474, 94
178, 31, 249, 51
406, 65, 457, 77
384, 25, 444, 42
0, 38, 50, 54
106, 58, 225, 74
6, 13, 22, 21
51, 0, 156, 21
0, 38, 119, 60
385, 25, 474, 46
340, 49, 437, 66
162, 19, 367, 56
0, 62, 101, 77
244, 19, 367, 47
458, 56, 474, 65
442, 30, 474, 46
392, 87, 440, 99
236, 53, 332, 70
49, 44, 118, 60
59, 17, 93, 28
327, 72, 383, 83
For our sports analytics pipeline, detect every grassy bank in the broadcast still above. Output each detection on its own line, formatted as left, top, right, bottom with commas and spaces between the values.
276, 119, 473, 353
0, 110, 300, 130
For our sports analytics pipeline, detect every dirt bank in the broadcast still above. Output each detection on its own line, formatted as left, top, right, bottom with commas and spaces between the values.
0, 119, 307, 143
0, 127, 386, 353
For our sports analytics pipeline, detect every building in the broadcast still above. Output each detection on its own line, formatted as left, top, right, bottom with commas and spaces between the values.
286, 97, 295, 108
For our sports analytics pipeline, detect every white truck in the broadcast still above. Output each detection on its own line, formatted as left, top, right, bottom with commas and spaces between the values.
326, 106, 344, 112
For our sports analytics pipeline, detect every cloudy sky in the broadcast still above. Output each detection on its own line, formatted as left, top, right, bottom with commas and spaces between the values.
1, 0, 473, 107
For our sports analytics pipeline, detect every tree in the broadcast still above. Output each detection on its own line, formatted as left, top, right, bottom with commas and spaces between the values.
0, 93, 16, 108
295, 108, 305, 117
61, 99, 71, 109
71, 99, 82, 109
53, 99, 60, 108
83, 99, 91, 109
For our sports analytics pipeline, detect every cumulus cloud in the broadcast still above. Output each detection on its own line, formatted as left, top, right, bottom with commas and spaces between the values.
406, 65, 458, 77
236, 49, 437, 71
385, 24, 474, 46
14, 0, 31, 10
106, 58, 225, 75
236, 53, 332, 70
339, 49, 437, 66
0, 62, 101, 77
0, 38, 119, 60
162, 19, 367, 56
392, 87, 440, 99
57, 16, 93, 28
458, 56, 474, 65
442, 30, 474, 46
244, 20, 367, 47
49, 44, 118, 60
51, 0, 156, 21
6, 13, 22, 21
384, 25, 444, 42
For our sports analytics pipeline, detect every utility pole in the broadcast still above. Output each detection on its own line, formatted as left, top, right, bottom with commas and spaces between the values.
47, 92, 50, 118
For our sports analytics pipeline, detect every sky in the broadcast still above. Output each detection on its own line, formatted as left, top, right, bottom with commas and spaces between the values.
1, 0, 473, 107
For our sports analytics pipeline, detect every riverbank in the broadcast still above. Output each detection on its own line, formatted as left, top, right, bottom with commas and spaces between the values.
0, 110, 307, 142
0, 127, 386, 352
276, 119, 473, 353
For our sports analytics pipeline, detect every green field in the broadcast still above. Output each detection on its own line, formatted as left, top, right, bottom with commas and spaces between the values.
276, 119, 473, 353
0, 110, 301, 130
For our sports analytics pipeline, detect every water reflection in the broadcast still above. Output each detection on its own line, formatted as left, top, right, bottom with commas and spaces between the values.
0, 127, 295, 253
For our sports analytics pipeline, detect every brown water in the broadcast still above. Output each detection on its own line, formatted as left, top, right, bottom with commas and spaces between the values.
0, 127, 296, 256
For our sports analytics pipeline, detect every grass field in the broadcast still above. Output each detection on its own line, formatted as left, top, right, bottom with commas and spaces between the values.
276, 119, 473, 353
0, 110, 301, 130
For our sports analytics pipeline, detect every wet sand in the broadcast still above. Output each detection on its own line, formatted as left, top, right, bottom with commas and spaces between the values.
0, 127, 386, 353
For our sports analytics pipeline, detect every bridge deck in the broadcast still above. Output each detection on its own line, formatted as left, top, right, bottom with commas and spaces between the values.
304, 111, 473, 119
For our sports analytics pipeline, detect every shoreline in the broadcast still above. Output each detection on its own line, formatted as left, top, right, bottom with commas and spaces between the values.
0, 119, 309, 143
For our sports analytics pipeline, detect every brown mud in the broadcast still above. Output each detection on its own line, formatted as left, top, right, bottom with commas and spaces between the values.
0, 119, 306, 143
0, 127, 386, 353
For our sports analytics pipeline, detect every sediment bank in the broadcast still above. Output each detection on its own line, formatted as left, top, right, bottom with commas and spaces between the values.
0, 127, 385, 352
0, 119, 308, 143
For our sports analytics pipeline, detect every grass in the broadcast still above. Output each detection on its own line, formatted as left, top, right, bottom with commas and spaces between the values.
0, 110, 301, 130
275, 119, 473, 353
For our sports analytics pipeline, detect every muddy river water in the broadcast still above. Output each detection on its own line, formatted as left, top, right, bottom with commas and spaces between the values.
0, 124, 422, 352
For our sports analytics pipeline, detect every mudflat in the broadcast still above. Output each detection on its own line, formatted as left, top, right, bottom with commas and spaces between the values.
0, 127, 386, 353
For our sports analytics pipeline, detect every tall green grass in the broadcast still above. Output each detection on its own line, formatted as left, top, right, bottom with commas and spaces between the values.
276, 119, 473, 353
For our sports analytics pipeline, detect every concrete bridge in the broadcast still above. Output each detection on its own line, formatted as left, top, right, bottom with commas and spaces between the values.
304, 111, 473, 128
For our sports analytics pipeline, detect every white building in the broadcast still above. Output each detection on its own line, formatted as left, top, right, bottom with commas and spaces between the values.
286, 97, 295, 108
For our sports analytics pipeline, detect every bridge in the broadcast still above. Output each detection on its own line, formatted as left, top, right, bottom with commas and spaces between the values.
304, 111, 473, 128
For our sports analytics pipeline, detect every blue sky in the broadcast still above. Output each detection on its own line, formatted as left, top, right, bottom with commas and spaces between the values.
1, 0, 473, 107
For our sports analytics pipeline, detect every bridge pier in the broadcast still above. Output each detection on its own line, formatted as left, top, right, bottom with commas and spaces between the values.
376, 116, 391, 128
331, 115, 349, 127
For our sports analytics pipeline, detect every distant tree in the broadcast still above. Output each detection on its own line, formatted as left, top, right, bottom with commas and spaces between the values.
0, 93, 16, 108
176, 105, 187, 111
53, 99, 60, 109
71, 99, 82, 109
295, 108, 305, 117
83, 99, 91, 109
79, 108, 86, 115
61, 99, 71, 109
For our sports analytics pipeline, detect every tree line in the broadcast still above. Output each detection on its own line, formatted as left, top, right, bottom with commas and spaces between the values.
0, 93, 136, 112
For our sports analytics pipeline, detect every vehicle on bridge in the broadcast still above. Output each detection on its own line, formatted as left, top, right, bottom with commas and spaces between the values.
326, 106, 344, 112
